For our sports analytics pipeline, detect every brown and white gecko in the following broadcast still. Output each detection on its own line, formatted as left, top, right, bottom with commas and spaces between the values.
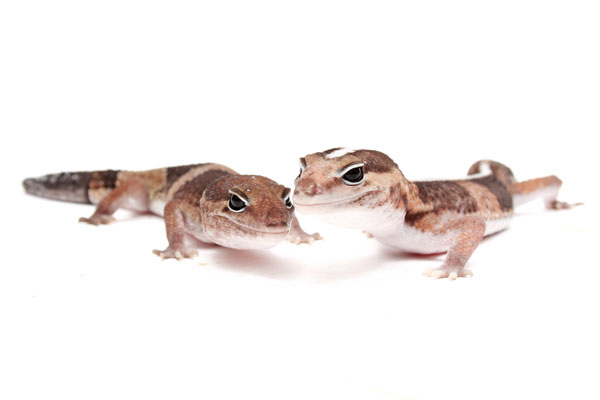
23, 163, 321, 259
293, 148, 579, 279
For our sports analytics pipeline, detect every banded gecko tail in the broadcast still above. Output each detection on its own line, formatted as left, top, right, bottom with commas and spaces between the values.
467, 159, 517, 187
23, 170, 120, 204
467, 159, 580, 210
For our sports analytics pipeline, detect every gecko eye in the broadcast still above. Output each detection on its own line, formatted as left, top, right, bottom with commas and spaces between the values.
228, 194, 248, 212
342, 166, 365, 185
284, 196, 293, 209
296, 159, 306, 180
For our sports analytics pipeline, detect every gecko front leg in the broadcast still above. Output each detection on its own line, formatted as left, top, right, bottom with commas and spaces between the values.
152, 200, 199, 260
422, 216, 486, 280
286, 215, 322, 245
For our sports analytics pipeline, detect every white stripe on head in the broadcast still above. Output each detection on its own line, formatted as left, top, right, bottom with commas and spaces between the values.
336, 162, 365, 177
325, 148, 355, 159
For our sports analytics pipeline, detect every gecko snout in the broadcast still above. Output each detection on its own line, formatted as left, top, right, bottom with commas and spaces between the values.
295, 181, 322, 197
265, 209, 290, 229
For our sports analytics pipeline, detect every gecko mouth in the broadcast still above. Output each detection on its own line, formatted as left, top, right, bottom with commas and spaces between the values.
294, 190, 381, 207
217, 215, 290, 235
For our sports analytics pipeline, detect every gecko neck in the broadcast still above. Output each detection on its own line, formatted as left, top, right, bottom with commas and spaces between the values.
323, 169, 415, 235
367, 169, 417, 235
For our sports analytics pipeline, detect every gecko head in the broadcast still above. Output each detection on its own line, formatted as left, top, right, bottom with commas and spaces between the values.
201, 175, 294, 249
293, 148, 404, 229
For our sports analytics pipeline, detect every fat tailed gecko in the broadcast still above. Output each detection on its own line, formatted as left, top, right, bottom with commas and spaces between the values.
23, 163, 321, 259
293, 148, 579, 279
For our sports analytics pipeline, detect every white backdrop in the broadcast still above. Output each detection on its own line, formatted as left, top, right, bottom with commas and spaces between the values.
1, 1, 598, 399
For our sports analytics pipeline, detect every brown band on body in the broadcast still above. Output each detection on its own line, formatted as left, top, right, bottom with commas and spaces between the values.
470, 175, 513, 211
86, 170, 120, 204
88, 170, 119, 192
405, 181, 478, 228
165, 164, 207, 190
166, 164, 237, 202
389, 182, 408, 209
172, 169, 234, 206
414, 181, 478, 213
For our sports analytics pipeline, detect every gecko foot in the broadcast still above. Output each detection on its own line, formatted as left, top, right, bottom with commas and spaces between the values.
423, 265, 473, 280
79, 214, 116, 225
546, 200, 583, 210
152, 247, 198, 260
287, 231, 323, 245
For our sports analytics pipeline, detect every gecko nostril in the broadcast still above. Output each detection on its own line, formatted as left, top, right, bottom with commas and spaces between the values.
296, 180, 321, 197
265, 210, 288, 227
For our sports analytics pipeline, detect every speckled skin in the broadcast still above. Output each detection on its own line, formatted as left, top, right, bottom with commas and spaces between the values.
293, 148, 578, 279
23, 163, 321, 259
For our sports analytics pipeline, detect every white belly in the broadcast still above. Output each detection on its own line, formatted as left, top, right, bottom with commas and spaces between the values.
374, 218, 511, 254
484, 218, 511, 236
375, 225, 452, 254
149, 199, 166, 216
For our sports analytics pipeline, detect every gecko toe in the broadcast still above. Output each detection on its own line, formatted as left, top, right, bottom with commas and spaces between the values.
310, 233, 323, 243
423, 268, 448, 279
461, 269, 474, 278
79, 215, 115, 225
423, 266, 472, 280
547, 200, 584, 210
431, 270, 448, 279
287, 232, 322, 245
152, 249, 170, 259
154, 247, 198, 260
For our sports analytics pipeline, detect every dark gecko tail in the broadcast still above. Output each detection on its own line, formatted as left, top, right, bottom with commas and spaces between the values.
467, 160, 517, 188
23, 170, 120, 204
466, 160, 580, 209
